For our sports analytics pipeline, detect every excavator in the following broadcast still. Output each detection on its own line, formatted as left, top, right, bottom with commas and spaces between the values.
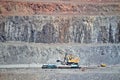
42, 53, 80, 69
57, 53, 79, 65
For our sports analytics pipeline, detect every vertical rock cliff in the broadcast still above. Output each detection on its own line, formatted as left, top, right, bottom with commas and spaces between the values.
0, 16, 120, 43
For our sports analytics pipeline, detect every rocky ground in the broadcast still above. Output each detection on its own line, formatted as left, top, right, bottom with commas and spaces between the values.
0, 66, 120, 80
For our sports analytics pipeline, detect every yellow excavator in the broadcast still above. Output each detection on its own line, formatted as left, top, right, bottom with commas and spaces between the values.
57, 53, 80, 66
42, 53, 80, 69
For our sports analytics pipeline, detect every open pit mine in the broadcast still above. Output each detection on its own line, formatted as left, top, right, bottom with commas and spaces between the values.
0, 0, 120, 80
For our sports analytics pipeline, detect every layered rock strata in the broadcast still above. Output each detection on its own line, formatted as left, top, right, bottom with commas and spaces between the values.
0, 0, 120, 66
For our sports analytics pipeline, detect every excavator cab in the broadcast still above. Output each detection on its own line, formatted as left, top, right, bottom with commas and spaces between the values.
65, 54, 80, 65
57, 53, 80, 66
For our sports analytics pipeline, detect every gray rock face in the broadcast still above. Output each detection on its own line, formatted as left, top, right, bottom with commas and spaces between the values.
0, 42, 120, 65
0, 16, 120, 43
0, 16, 6, 42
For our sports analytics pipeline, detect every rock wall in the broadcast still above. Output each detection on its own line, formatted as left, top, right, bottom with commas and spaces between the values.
0, 16, 120, 43
0, 42, 120, 65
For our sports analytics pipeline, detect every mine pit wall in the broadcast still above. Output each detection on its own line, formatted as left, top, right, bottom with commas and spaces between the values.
0, 1, 120, 16
0, 42, 120, 66
0, 16, 120, 43
0, 0, 120, 66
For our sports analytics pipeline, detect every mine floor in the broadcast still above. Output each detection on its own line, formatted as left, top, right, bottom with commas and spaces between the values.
0, 66, 120, 80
